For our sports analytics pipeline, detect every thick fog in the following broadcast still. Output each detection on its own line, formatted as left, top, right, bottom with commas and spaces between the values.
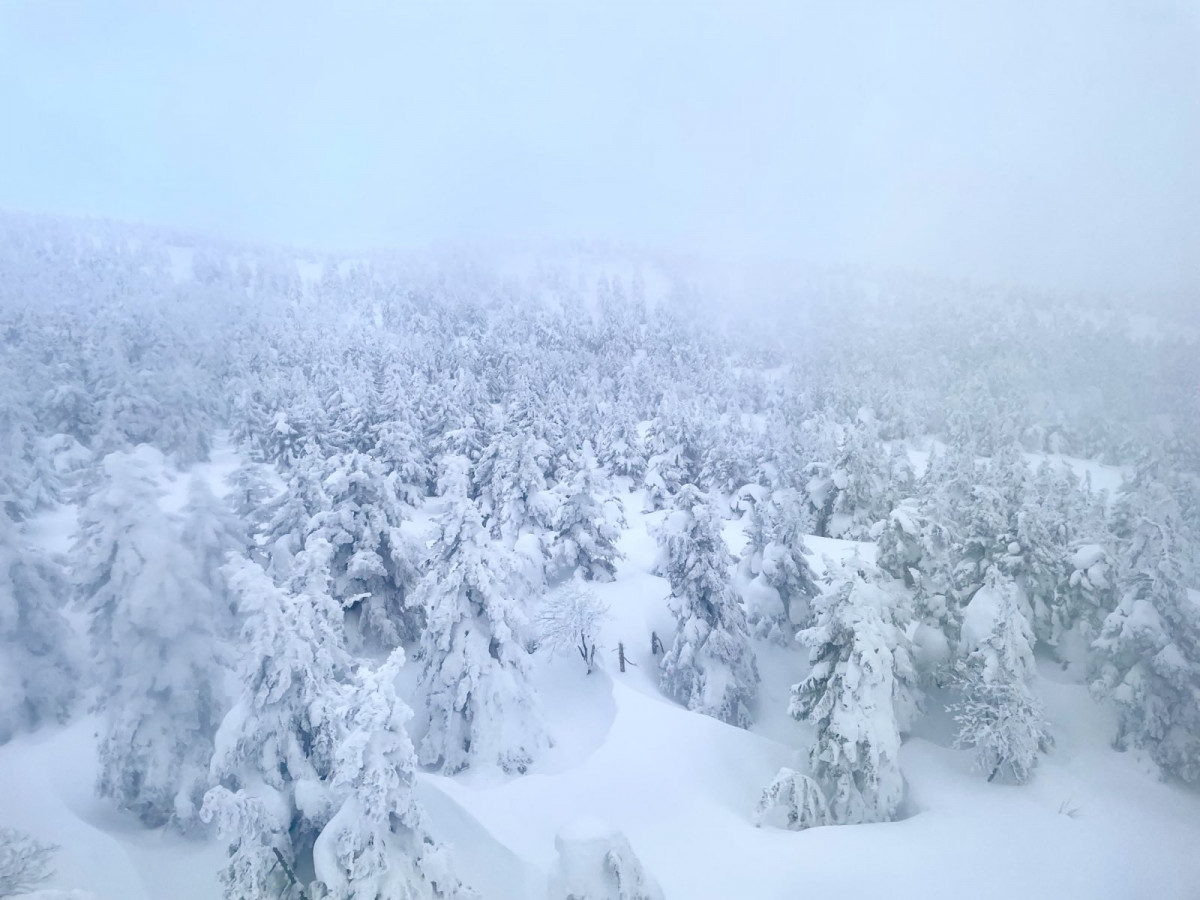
1, 0, 1197, 294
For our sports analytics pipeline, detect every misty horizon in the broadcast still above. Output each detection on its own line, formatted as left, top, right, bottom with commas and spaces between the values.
2, 0, 1199, 297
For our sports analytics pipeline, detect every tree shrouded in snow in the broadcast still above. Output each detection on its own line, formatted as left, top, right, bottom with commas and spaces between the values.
201, 787, 292, 900
549, 444, 624, 583
738, 489, 819, 642
312, 651, 472, 900
180, 474, 247, 621
656, 484, 759, 728
0, 507, 79, 744
1059, 541, 1115, 644
204, 543, 349, 899
471, 426, 551, 543
949, 567, 1052, 785
206, 545, 467, 899
307, 451, 425, 648
371, 413, 432, 504
74, 445, 226, 829
259, 453, 328, 581
789, 563, 919, 825
820, 418, 893, 540
1092, 480, 1200, 783
412, 459, 548, 774
224, 458, 275, 536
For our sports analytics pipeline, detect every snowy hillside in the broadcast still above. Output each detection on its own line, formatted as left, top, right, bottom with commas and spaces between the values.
5, 456, 1200, 899
1, 219, 1199, 900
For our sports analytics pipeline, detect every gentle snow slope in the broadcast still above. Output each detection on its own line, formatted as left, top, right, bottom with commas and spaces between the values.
3, 472, 1199, 899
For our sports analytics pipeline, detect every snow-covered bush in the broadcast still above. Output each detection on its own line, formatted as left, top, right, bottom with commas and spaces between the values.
753, 768, 830, 831
0, 827, 57, 898
547, 819, 664, 900
536, 580, 611, 674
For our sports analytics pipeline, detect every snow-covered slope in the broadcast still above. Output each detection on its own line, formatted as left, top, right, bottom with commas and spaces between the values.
3, 469, 1199, 900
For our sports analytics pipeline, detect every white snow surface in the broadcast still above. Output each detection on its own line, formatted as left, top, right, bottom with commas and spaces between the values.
3, 460, 1199, 899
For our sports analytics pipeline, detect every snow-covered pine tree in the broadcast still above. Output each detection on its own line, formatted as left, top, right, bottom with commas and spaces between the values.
952, 481, 1010, 598
201, 787, 292, 900
180, 474, 247, 621
472, 427, 550, 544
875, 500, 925, 589
205, 543, 352, 898
307, 451, 424, 647
1092, 479, 1200, 782
950, 567, 1052, 784
0, 387, 59, 520
413, 459, 547, 773
259, 451, 329, 579
739, 489, 819, 643
74, 445, 225, 828
822, 418, 892, 540
371, 413, 432, 504
1003, 461, 1072, 647
597, 415, 645, 481
549, 445, 624, 583
656, 484, 759, 727
1059, 541, 1115, 643
875, 495, 960, 677
789, 562, 919, 824
224, 458, 275, 534
0, 507, 79, 743
313, 650, 471, 899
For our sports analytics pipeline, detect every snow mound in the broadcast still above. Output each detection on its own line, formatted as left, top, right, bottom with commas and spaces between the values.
548, 818, 664, 900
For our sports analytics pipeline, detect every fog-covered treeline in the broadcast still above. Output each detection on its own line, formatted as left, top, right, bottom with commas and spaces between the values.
1, 212, 1198, 897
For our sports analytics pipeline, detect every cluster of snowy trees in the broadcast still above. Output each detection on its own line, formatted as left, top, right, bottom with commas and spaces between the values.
764, 436, 1199, 827
0, 212, 1197, 883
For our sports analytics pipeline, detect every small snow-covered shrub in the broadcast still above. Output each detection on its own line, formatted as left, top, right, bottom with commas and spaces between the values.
753, 768, 830, 831
547, 819, 663, 900
0, 827, 57, 898
536, 580, 611, 674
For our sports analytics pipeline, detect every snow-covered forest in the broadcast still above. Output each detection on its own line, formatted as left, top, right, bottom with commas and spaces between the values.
0, 211, 1197, 899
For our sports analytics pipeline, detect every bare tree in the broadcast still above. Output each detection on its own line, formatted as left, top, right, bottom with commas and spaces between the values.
536, 581, 611, 674
0, 827, 57, 898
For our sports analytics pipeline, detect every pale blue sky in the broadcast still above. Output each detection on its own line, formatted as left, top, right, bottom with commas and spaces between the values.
1, 0, 1197, 293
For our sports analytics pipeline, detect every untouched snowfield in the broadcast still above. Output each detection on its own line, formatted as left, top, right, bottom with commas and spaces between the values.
3, 448, 1199, 899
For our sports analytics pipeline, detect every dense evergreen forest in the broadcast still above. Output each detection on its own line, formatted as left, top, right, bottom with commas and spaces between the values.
1, 212, 1197, 899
